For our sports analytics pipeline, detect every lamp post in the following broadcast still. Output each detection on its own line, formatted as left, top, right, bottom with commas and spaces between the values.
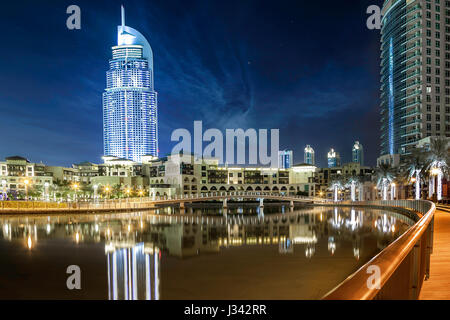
72, 183, 79, 202
139, 190, 143, 202
126, 188, 131, 203
104, 186, 110, 200
24, 179, 30, 201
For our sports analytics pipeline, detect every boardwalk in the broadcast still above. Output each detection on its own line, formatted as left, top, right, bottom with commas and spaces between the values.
420, 207, 450, 300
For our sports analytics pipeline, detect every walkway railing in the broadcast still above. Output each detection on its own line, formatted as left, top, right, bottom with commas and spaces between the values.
323, 200, 435, 300
0, 192, 318, 212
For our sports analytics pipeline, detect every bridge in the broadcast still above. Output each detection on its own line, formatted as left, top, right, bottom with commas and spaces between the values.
0, 191, 321, 214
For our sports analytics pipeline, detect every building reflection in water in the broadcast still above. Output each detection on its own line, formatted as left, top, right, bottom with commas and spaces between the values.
0, 205, 416, 299
105, 242, 160, 300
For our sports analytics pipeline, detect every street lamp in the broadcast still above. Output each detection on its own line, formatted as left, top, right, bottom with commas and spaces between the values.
72, 183, 79, 201
139, 190, 143, 202
24, 179, 30, 201
104, 186, 110, 199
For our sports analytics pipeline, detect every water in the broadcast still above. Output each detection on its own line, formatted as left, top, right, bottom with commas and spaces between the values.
0, 205, 414, 300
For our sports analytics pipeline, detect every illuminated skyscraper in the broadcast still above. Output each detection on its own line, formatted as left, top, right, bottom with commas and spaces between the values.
380, 0, 450, 158
352, 141, 364, 165
304, 145, 315, 165
278, 150, 293, 169
327, 148, 340, 168
103, 6, 158, 162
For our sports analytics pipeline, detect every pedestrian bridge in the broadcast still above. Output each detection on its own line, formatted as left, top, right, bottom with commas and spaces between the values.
0, 192, 321, 213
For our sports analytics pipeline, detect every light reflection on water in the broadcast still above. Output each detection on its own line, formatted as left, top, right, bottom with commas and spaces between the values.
0, 205, 414, 300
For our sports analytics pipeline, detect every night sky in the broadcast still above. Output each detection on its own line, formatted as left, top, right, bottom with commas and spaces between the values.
0, 0, 384, 167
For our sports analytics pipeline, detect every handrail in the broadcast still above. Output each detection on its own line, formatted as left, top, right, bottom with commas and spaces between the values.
323, 200, 435, 300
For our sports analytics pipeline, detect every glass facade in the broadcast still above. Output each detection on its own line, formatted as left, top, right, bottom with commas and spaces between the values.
278, 150, 293, 169
352, 141, 364, 165
103, 8, 158, 162
380, 0, 450, 156
304, 145, 315, 165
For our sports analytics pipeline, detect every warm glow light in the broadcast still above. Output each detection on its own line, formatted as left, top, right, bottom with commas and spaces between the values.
27, 236, 32, 249
72, 183, 79, 190
75, 232, 80, 243
24, 179, 30, 185
410, 177, 416, 183
431, 167, 440, 176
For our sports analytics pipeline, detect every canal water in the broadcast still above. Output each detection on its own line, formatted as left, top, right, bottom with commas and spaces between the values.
0, 205, 414, 299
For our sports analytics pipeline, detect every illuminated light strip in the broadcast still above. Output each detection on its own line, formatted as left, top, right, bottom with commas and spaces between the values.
107, 254, 111, 300
123, 248, 128, 300
154, 250, 159, 300
145, 254, 151, 300
132, 246, 138, 300
113, 251, 118, 300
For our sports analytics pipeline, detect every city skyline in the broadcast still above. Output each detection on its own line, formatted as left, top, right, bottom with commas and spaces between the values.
0, 0, 382, 167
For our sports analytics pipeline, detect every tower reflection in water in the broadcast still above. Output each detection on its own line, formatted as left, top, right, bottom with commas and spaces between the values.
105, 242, 160, 300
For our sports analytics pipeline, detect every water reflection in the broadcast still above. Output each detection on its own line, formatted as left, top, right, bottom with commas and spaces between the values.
0, 206, 415, 300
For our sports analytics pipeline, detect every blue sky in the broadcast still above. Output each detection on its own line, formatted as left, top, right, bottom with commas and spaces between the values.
0, 0, 383, 167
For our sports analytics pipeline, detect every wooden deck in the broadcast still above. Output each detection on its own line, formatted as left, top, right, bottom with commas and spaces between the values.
419, 207, 450, 300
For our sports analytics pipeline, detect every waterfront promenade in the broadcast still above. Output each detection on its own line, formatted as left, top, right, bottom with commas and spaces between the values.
420, 206, 450, 300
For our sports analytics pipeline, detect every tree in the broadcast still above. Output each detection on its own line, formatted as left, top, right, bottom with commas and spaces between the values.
425, 137, 450, 201
328, 177, 345, 202
375, 163, 395, 200
403, 147, 426, 200
345, 174, 360, 202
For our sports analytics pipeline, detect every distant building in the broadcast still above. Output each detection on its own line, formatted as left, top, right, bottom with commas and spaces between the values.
327, 148, 340, 168
304, 145, 315, 165
278, 150, 293, 169
352, 141, 364, 166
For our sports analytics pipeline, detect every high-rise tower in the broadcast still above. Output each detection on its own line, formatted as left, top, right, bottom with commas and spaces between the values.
352, 141, 364, 165
380, 0, 450, 158
278, 150, 293, 169
304, 145, 315, 165
103, 6, 158, 162
327, 148, 340, 168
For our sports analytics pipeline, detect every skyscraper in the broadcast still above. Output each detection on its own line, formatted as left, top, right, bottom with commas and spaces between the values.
327, 148, 340, 168
380, 0, 450, 158
352, 141, 364, 165
304, 145, 315, 165
103, 6, 158, 163
278, 150, 293, 169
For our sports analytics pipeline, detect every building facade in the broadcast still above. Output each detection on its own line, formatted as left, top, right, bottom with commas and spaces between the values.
327, 148, 341, 168
352, 141, 364, 165
103, 6, 158, 163
278, 150, 293, 169
304, 145, 315, 165
380, 0, 450, 159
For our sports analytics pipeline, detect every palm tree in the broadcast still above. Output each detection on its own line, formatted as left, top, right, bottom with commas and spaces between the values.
328, 177, 345, 202
403, 147, 426, 200
345, 175, 360, 202
425, 137, 450, 201
375, 163, 395, 200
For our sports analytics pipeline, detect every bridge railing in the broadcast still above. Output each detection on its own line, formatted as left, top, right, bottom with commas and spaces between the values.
322, 200, 435, 300
0, 192, 316, 212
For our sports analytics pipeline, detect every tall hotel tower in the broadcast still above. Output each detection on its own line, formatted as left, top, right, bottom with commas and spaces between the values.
103, 6, 158, 162
380, 0, 450, 158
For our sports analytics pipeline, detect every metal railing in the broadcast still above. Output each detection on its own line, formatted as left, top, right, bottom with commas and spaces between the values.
323, 200, 435, 300
0, 192, 319, 212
